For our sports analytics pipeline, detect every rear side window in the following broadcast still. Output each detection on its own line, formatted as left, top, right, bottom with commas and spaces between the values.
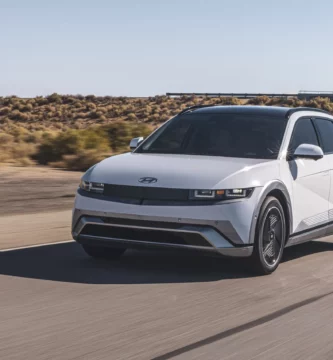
313, 118, 333, 154
289, 118, 319, 153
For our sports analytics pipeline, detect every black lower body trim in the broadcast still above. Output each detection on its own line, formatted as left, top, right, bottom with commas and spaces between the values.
287, 221, 333, 247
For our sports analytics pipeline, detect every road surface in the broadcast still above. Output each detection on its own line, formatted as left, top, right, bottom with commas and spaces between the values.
1, 167, 333, 359
1, 238, 333, 359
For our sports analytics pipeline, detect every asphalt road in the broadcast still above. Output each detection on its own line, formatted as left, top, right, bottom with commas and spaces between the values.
1, 239, 333, 360
0, 166, 80, 216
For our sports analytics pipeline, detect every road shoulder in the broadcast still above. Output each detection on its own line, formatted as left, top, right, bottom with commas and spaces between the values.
0, 210, 72, 250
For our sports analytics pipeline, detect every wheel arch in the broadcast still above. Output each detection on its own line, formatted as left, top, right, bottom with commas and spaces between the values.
249, 181, 293, 244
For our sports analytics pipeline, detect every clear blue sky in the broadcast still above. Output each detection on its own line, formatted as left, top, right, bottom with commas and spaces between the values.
1, 0, 333, 97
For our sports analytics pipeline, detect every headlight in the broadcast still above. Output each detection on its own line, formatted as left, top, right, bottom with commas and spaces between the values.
190, 188, 253, 200
79, 180, 104, 194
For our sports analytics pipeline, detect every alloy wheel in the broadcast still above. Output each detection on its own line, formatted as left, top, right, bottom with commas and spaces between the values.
261, 206, 284, 267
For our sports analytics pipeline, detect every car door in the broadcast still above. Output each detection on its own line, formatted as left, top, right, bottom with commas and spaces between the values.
313, 117, 333, 231
288, 117, 330, 233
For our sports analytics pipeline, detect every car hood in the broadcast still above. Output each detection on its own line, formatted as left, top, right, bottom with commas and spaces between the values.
85, 153, 279, 189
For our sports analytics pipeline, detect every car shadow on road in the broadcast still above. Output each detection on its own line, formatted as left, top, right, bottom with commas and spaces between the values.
1, 241, 333, 285
282, 240, 333, 262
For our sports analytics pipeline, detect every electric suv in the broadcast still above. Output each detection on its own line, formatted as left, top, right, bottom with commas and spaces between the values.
72, 105, 333, 274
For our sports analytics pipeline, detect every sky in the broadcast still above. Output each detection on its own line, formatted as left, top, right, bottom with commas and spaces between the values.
1, 0, 333, 97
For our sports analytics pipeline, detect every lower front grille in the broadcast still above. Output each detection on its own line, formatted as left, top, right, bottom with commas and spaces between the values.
80, 224, 212, 248
103, 184, 189, 201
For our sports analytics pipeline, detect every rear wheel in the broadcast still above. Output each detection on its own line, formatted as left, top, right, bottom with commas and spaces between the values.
250, 196, 286, 275
82, 244, 126, 260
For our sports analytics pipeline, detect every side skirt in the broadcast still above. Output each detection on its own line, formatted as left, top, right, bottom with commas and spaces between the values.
286, 222, 333, 248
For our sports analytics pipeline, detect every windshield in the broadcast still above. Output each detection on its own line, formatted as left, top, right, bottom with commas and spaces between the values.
139, 113, 287, 159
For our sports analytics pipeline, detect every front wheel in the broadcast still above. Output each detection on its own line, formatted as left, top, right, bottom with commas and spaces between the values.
250, 196, 287, 275
82, 244, 126, 260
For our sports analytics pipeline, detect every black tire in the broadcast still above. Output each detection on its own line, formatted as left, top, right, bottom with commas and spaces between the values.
250, 196, 287, 275
82, 244, 126, 260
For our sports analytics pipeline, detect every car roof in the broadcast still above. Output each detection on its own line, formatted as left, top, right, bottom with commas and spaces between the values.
180, 105, 331, 119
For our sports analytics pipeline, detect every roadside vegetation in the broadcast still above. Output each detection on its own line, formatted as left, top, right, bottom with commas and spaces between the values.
1, 94, 332, 170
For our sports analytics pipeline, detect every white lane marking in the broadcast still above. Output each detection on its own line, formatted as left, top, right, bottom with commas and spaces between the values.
1, 240, 74, 252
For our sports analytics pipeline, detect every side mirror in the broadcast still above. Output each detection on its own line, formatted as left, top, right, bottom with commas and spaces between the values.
129, 137, 144, 151
293, 144, 324, 161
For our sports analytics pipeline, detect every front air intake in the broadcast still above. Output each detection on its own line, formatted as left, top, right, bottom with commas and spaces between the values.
80, 224, 212, 248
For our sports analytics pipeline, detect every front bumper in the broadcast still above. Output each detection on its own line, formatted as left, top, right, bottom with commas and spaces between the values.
72, 189, 261, 258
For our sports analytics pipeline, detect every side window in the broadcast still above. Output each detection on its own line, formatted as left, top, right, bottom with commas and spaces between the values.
313, 118, 333, 154
289, 118, 319, 154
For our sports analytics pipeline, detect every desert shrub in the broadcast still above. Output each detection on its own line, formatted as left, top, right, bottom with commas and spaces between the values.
1, 93, 332, 168
6, 124, 30, 140
50, 150, 106, 171
80, 128, 110, 151
21, 104, 33, 112
0, 132, 36, 164
103, 122, 152, 152
35, 131, 80, 164
0, 133, 14, 145
62, 96, 76, 104
35, 96, 48, 106
0, 106, 11, 115
148, 114, 160, 123
24, 131, 43, 143
73, 101, 82, 108
267, 97, 286, 106
9, 110, 30, 121
11, 142, 36, 161
88, 111, 99, 119
45, 105, 56, 112
74, 112, 87, 119
305, 97, 333, 112
248, 96, 270, 105
35, 128, 110, 165
86, 102, 97, 110
85, 95, 96, 102
47, 93, 62, 104
220, 97, 242, 105
97, 115, 106, 122
127, 113, 137, 121
98, 107, 108, 114
2, 96, 17, 106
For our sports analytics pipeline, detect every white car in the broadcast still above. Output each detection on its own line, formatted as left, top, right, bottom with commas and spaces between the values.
72, 105, 333, 274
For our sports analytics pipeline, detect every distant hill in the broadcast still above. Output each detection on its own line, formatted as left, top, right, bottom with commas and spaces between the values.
0, 94, 332, 170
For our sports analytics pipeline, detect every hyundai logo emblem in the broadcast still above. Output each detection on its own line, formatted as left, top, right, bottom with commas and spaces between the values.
138, 177, 158, 184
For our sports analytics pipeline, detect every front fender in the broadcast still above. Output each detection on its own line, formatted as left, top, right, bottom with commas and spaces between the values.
249, 181, 292, 244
